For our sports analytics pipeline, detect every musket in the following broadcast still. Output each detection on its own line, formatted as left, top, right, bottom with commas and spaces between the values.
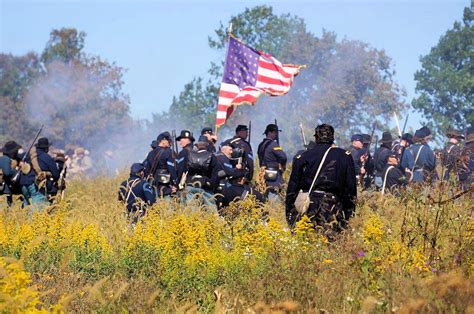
393, 112, 402, 137
360, 123, 376, 187
171, 130, 178, 156
59, 165, 68, 201
248, 121, 252, 143
401, 114, 409, 135
11, 125, 43, 185
274, 118, 280, 145
299, 122, 307, 147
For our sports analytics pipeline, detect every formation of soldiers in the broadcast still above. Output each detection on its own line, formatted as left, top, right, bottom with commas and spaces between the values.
1, 122, 472, 237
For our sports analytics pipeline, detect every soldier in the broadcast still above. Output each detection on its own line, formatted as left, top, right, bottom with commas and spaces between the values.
0, 141, 22, 205
441, 129, 464, 181
381, 153, 408, 194
118, 163, 156, 224
217, 171, 266, 213
361, 134, 375, 189
348, 134, 365, 180
201, 127, 217, 153
222, 125, 254, 182
143, 132, 178, 197
175, 130, 195, 187
373, 132, 393, 189
285, 124, 357, 239
211, 144, 247, 194
398, 133, 415, 173
69, 147, 93, 177
410, 126, 437, 183
257, 124, 287, 195
458, 127, 473, 190
182, 135, 216, 205
30, 138, 60, 202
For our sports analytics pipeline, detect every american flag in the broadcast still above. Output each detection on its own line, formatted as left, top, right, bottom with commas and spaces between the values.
215, 35, 303, 128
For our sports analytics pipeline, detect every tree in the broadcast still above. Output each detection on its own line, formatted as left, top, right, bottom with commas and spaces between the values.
0, 53, 41, 145
412, 6, 473, 132
41, 28, 86, 64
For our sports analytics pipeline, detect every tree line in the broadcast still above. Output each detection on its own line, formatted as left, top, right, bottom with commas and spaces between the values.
1, 5, 471, 154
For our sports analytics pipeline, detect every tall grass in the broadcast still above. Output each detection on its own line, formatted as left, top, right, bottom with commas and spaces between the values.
0, 175, 472, 312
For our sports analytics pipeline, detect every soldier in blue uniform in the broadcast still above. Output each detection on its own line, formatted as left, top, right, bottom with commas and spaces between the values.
211, 144, 246, 193
31, 138, 60, 202
286, 124, 357, 239
217, 171, 266, 214
348, 134, 365, 181
361, 134, 375, 189
441, 129, 464, 181
398, 133, 415, 175
201, 127, 217, 153
409, 126, 437, 183
175, 130, 195, 188
257, 124, 287, 195
381, 153, 408, 194
0, 141, 21, 205
222, 125, 254, 182
118, 163, 156, 224
182, 135, 216, 206
143, 132, 178, 197
373, 132, 393, 189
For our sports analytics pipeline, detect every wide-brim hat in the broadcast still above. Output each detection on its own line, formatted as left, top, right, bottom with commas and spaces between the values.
380, 131, 393, 143
176, 130, 195, 142
2, 141, 22, 155
35, 137, 51, 149
446, 128, 464, 139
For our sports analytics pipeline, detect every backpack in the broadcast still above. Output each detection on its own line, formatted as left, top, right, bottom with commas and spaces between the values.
187, 150, 212, 174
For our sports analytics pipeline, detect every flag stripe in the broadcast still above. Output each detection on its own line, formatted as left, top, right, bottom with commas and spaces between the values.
215, 39, 302, 128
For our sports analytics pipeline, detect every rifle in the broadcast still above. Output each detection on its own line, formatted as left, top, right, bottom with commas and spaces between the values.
401, 114, 409, 135
274, 118, 280, 145
299, 122, 307, 147
393, 112, 402, 137
359, 124, 376, 187
248, 120, 252, 144
11, 125, 43, 185
399, 114, 410, 172
171, 130, 178, 156
59, 165, 68, 201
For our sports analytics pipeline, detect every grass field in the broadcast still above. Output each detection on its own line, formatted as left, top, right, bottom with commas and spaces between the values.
0, 175, 472, 313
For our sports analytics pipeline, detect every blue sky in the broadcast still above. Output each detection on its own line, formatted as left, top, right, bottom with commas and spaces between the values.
1, 0, 468, 130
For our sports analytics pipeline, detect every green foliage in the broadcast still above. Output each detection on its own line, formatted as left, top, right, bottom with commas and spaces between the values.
0, 28, 132, 149
412, 6, 473, 132
41, 28, 86, 64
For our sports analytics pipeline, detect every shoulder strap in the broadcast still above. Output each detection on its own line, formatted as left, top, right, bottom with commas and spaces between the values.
381, 165, 395, 195
149, 149, 164, 176
307, 147, 333, 194
30, 147, 43, 175
412, 145, 424, 172
125, 178, 141, 203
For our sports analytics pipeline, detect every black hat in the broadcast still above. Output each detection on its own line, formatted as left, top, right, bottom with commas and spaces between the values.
264, 123, 280, 135
197, 135, 209, 143
380, 131, 393, 144
414, 126, 431, 139
150, 140, 158, 149
35, 137, 51, 149
361, 134, 372, 144
157, 132, 171, 142
446, 128, 464, 139
235, 125, 248, 133
201, 127, 213, 135
176, 130, 195, 142
351, 134, 364, 142
130, 163, 144, 174
2, 141, 21, 155
401, 133, 414, 145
